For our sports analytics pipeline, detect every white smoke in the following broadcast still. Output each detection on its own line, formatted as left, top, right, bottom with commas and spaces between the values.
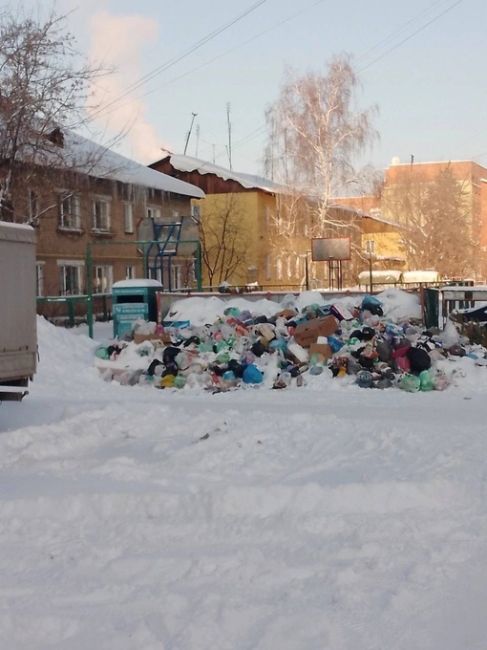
88, 10, 167, 163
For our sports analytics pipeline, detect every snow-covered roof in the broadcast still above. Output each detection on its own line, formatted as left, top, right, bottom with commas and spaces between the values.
112, 279, 163, 289
156, 151, 287, 194
361, 212, 404, 229
61, 133, 205, 198
326, 204, 403, 229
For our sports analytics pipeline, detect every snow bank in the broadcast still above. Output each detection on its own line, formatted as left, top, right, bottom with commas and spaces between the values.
166, 288, 421, 326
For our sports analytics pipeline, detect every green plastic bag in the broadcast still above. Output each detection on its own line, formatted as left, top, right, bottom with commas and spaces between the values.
399, 373, 421, 392
419, 370, 434, 392
95, 345, 109, 360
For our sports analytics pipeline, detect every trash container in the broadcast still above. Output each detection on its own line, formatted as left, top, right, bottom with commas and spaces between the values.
112, 279, 162, 338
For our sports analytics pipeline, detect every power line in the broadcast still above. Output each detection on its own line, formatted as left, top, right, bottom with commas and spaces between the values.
94, 0, 329, 123
196, 0, 463, 167
131, 0, 328, 105
358, 0, 465, 72
89, 0, 267, 122
358, 0, 453, 62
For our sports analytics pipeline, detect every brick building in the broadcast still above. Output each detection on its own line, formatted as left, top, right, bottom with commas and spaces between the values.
335, 158, 487, 279
7, 130, 204, 297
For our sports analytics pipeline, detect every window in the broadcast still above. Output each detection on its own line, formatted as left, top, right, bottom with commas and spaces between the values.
93, 265, 113, 293
147, 206, 161, 220
125, 265, 136, 280
29, 190, 39, 223
276, 257, 283, 281
123, 202, 134, 233
93, 198, 110, 231
265, 255, 272, 281
58, 261, 84, 295
171, 264, 182, 290
265, 206, 274, 229
59, 193, 81, 230
36, 262, 45, 297
191, 203, 201, 222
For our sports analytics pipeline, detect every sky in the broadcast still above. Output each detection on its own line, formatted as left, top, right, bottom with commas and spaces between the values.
12, 0, 487, 178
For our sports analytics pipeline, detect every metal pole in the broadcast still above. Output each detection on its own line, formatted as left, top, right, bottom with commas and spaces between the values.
369, 255, 373, 294
305, 255, 310, 290
195, 242, 203, 291
86, 243, 94, 339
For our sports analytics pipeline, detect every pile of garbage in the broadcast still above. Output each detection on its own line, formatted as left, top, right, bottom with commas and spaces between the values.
94, 292, 487, 393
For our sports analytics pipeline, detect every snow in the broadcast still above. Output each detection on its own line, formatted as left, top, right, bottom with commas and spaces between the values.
2, 306, 487, 649
159, 151, 287, 194
35, 130, 205, 199
112, 279, 163, 289
166, 288, 422, 325
402, 270, 440, 283
0, 220, 36, 243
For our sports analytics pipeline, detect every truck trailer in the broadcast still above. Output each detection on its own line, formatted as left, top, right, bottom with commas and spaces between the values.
0, 220, 37, 400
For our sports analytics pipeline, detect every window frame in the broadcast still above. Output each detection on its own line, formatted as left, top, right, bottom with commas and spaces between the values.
146, 205, 161, 220
36, 261, 45, 297
92, 196, 111, 232
123, 202, 134, 234
29, 189, 40, 223
93, 264, 113, 294
57, 260, 84, 296
58, 192, 81, 230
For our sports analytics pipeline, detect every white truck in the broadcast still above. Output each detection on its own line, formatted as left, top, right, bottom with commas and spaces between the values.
0, 220, 37, 400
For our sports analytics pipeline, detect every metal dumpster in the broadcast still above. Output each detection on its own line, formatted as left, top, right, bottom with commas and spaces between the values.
112, 279, 162, 338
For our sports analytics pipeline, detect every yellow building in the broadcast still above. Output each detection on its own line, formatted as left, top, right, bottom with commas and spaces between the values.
150, 153, 404, 290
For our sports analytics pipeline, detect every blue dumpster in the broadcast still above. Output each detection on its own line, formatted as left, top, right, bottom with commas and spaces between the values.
112, 279, 162, 338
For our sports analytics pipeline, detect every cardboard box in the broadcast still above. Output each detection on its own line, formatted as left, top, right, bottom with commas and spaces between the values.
294, 316, 339, 348
276, 308, 298, 320
309, 343, 333, 362
133, 332, 171, 345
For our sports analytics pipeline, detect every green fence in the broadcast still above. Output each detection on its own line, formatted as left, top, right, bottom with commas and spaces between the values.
37, 294, 111, 327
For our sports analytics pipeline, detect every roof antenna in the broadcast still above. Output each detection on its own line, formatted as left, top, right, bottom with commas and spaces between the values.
184, 112, 197, 155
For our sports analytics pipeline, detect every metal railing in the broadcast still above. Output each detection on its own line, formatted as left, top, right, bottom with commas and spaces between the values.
37, 293, 112, 327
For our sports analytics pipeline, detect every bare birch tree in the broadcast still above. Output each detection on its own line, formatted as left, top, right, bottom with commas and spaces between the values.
264, 54, 378, 237
198, 194, 249, 289
0, 8, 105, 221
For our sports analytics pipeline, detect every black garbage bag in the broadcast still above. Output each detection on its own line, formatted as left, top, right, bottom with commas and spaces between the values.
406, 347, 431, 374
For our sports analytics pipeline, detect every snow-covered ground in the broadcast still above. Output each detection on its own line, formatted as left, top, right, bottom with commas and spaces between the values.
2, 313, 487, 649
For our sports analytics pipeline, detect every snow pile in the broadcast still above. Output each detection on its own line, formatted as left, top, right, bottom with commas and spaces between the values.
167, 288, 419, 326
36, 316, 98, 386
375, 287, 422, 321
166, 295, 282, 326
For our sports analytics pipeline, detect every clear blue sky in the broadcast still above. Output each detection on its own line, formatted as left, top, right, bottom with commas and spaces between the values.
19, 0, 487, 175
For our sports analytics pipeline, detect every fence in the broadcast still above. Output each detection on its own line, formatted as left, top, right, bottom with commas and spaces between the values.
37, 293, 112, 327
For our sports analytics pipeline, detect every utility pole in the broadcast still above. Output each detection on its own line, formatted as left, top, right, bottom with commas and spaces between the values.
226, 102, 232, 170
183, 112, 197, 155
